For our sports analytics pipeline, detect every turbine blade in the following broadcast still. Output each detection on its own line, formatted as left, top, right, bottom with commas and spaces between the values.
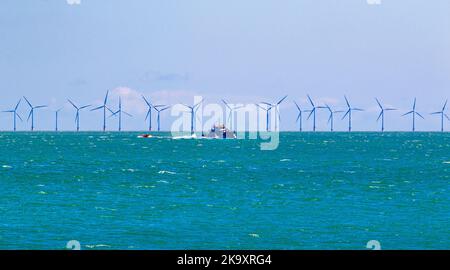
344, 96, 350, 108
123, 111, 133, 117
353, 108, 364, 111
68, 99, 78, 109
142, 95, 151, 107
15, 99, 21, 111
222, 99, 232, 110
413, 98, 416, 110
385, 108, 397, 111
193, 98, 204, 108
307, 95, 314, 107
277, 95, 288, 105
27, 110, 32, 121
342, 109, 350, 120
445, 114, 450, 121
23, 96, 32, 108
145, 109, 150, 120
328, 114, 332, 124
443, 99, 448, 111
296, 113, 301, 123
106, 107, 115, 114
307, 109, 314, 120
91, 106, 103, 111
34, 105, 47, 109
377, 111, 383, 122
255, 104, 265, 110
261, 102, 272, 107
416, 112, 425, 119
79, 105, 91, 110
104, 90, 109, 105
402, 111, 413, 116
17, 113, 23, 122
375, 98, 382, 109
293, 101, 301, 111
430, 112, 441, 115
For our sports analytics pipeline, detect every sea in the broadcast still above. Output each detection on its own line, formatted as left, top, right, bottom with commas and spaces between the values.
0, 132, 449, 250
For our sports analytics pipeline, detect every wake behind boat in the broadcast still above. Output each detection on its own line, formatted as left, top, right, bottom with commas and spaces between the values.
172, 124, 237, 140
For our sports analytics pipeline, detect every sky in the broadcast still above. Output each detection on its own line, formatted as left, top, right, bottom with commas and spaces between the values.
0, 0, 449, 131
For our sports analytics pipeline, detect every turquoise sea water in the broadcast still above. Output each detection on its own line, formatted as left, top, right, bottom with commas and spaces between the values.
0, 132, 449, 250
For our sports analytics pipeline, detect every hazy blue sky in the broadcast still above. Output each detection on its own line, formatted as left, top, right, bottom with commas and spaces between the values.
0, 0, 449, 131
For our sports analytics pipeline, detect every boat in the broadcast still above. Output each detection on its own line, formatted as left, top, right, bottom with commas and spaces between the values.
202, 124, 236, 139
138, 134, 153, 138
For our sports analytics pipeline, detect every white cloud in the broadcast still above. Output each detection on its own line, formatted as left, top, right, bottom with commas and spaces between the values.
107, 87, 202, 115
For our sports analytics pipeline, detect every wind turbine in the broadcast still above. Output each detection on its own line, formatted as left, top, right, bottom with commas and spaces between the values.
2, 99, 22, 131
402, 98, 424, 132
68, 99, 90, 132
293, 101, 303, 132
256, 103, 272, 131
91, 91, 113, 132
142, 95, 153, 131
375, 98, 397, 132
23, 96, 47, 131
260, 95, 288, 130
181, 99, 203, 134
342, 96, 363, 132
305, 95, 318, 132
54, 108, 62, 132
153, 105, 170, 132
430, 99, 449, 132
222, 100, 244, 131
318, 104, 343, 132
110, 97, 132, 131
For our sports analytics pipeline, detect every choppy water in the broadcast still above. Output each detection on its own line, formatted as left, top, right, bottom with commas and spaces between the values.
0, 132, 449, 250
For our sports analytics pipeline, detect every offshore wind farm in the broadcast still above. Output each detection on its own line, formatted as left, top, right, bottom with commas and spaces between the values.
1, 0, 449, 252
0, 94, 449, 132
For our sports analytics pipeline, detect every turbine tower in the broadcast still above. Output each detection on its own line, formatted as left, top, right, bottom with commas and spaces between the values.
54, 108, 62, 132
430, 99, 449, 132
91, 91, 112, 132
305, 95, 318, 132
318, 104, 343, 132
181, 99, 203, 134
375, 98, 397, 132
111, 97, 132, 131
2, 99, 22, 131
260, 95, 288, 130
342, 96, 363, 132
142, 95, 153, 131
23, 96, 47, 131
293, 101, 303, 132
68, 99, 90, 132
402, 98, 424, 132
153, 105, 170, 132
222, 100, 244, 132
